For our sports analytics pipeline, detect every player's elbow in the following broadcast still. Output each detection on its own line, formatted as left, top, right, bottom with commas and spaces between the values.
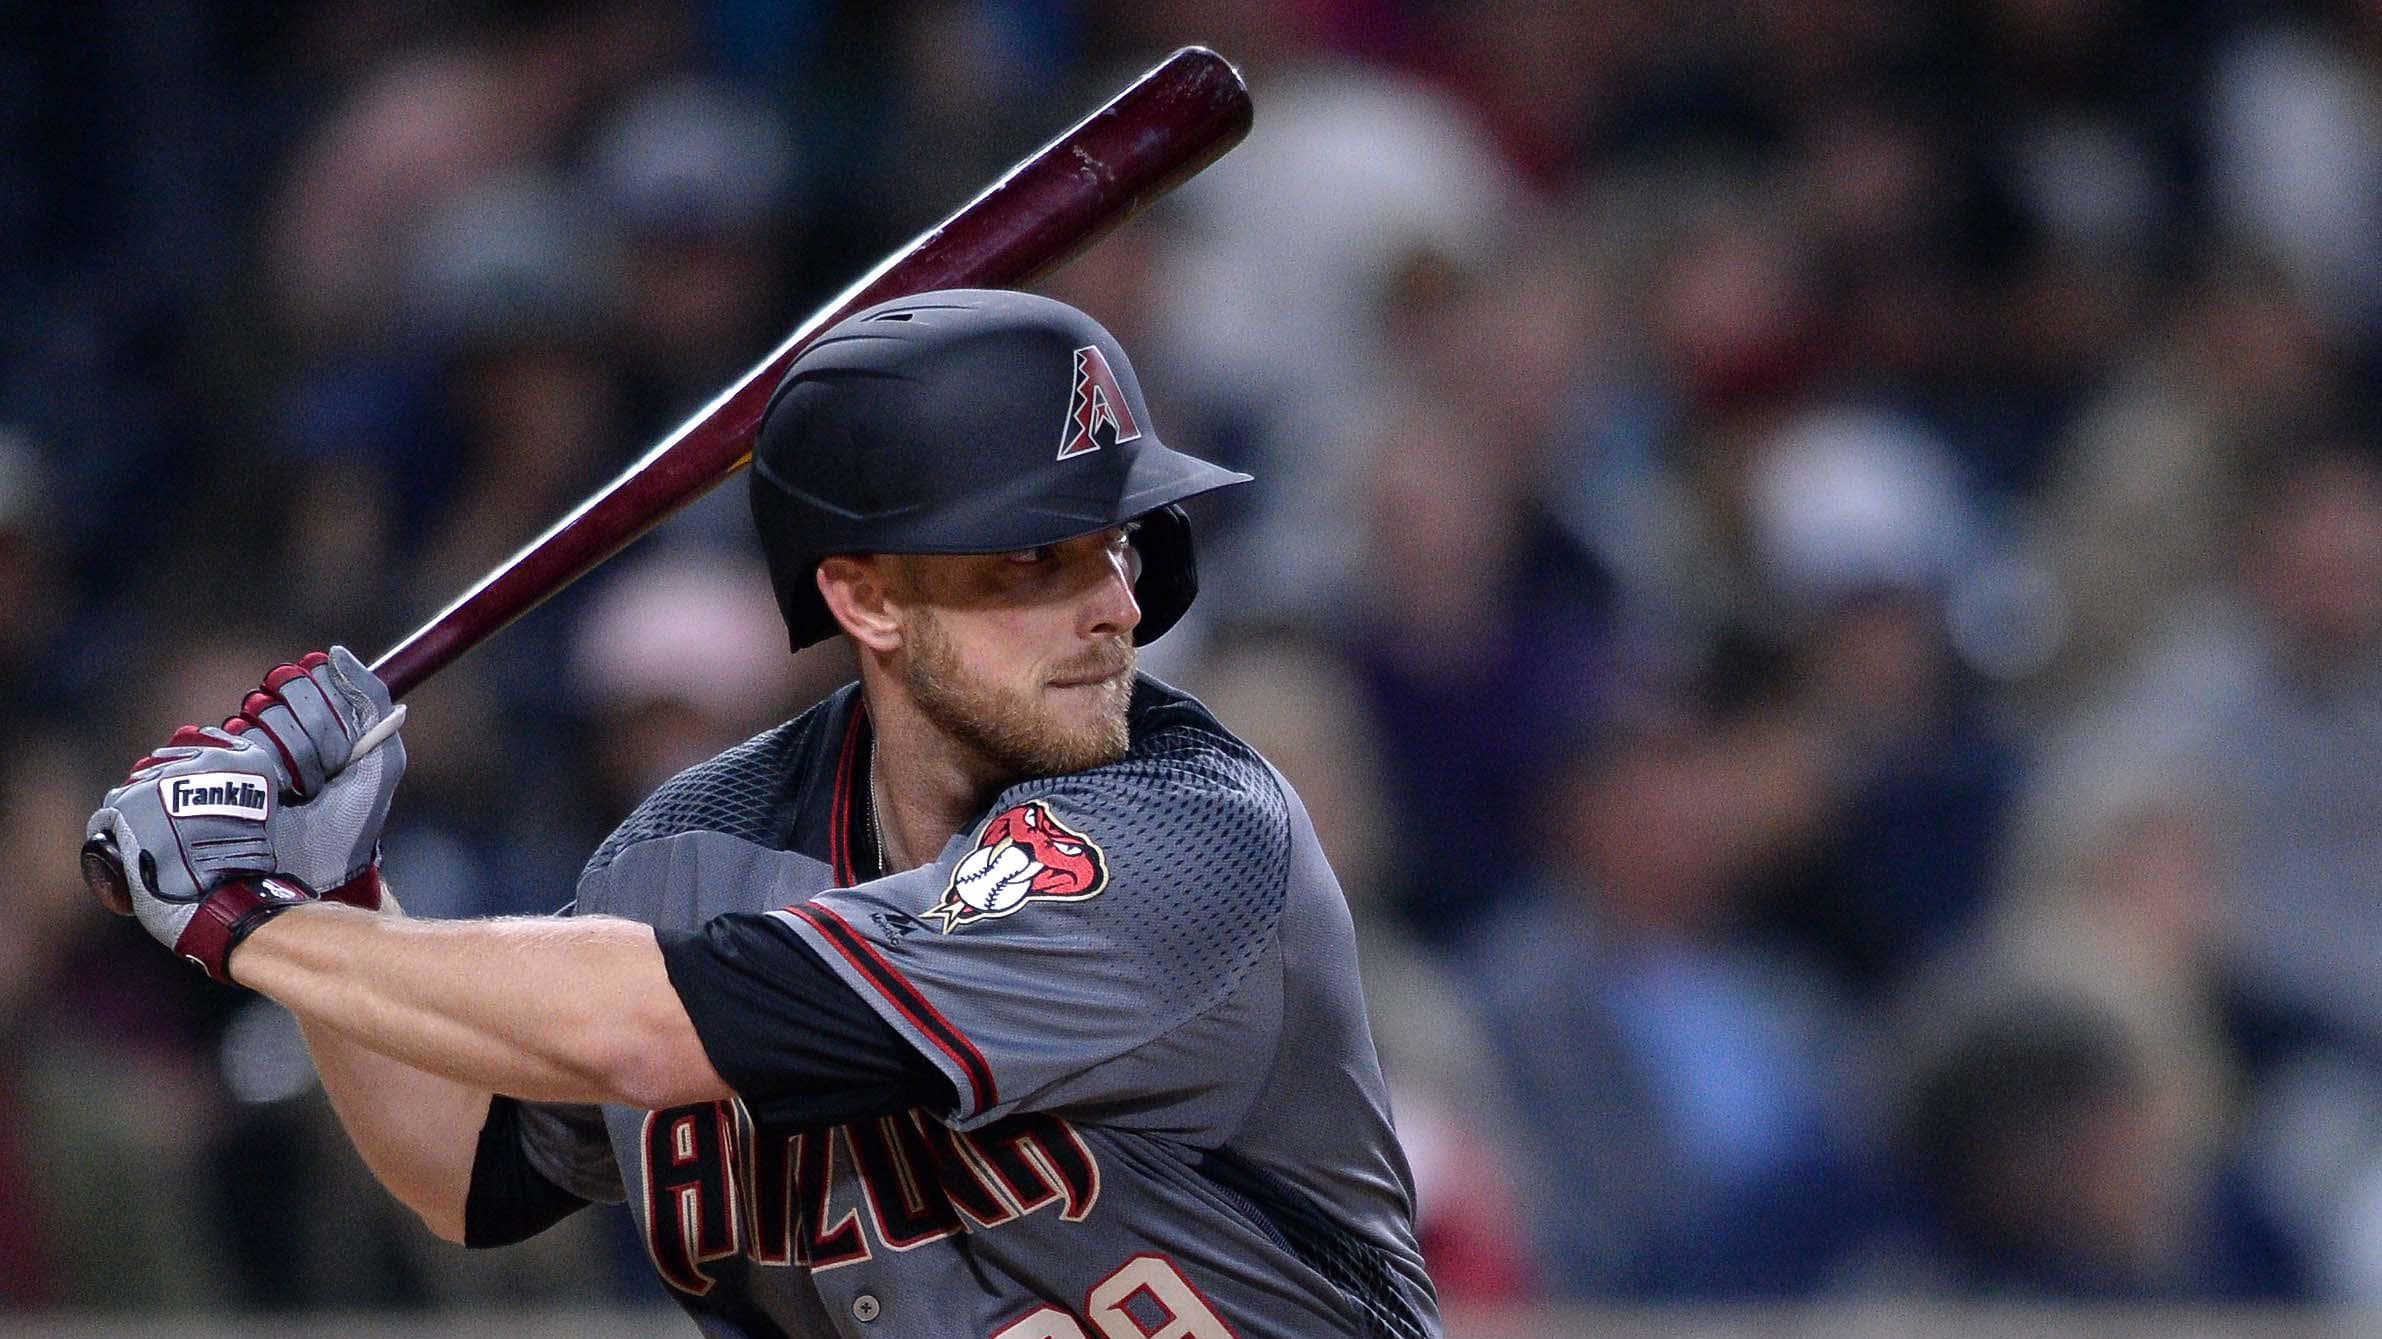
375, 1166, 469, 1246
398, 1150, 474, 1246
416, 1198, 470, 1247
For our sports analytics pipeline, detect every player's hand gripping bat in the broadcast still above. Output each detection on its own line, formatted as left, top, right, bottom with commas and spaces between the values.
82, 46, 1253, 915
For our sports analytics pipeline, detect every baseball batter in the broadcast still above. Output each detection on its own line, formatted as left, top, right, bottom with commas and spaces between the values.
86, 291, 1442, 1338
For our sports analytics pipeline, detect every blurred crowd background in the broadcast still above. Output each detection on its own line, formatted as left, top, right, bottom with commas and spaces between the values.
10, 0, 2382, 1321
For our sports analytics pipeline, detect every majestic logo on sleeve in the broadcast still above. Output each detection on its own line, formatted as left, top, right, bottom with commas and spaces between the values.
1055, 344, 1142, 461
927, 801, 1108, 931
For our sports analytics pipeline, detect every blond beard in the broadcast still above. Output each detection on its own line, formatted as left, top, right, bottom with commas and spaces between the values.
903, 608, 1134, 781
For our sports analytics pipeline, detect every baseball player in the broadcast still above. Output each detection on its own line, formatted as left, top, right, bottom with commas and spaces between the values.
86, 290, 1442, 1338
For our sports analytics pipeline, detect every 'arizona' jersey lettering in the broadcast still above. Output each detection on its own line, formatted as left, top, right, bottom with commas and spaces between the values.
638, 1100, 1102, 1295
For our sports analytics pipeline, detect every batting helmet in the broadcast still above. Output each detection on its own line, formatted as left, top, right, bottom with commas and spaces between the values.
749, 289, 1250, 650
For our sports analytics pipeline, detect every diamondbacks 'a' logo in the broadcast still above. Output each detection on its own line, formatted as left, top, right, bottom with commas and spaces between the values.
1055, 345, 1141, 461
927, 801, 1108, 931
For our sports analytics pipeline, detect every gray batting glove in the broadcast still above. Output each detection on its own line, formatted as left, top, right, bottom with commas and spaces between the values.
85, 734, 316, 982
87, 643, 405, 922
229, 646, 407, 904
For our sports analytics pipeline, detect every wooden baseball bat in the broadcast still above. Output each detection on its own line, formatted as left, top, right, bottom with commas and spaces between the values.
84, 47, 1252, 913
382, 45, 1248, 694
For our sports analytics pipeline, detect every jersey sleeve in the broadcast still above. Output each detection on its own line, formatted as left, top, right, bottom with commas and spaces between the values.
658, 914, 958, 1128
777, 740, 1292, 1130
512, 1098, 626, 1204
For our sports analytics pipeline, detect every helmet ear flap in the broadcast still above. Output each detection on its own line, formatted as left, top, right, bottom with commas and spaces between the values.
752, 474, 839, 652
1128, 504, 1199, 645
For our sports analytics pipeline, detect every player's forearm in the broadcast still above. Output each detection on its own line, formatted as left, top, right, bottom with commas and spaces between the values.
298, 1012, 487, 1242
233, 902, 728, 1108
287, 885, 486, 1241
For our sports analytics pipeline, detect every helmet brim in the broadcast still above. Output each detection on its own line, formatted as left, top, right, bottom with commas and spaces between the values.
757, 439, 1248, 650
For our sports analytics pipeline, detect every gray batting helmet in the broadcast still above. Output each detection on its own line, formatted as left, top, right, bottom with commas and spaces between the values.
749, 289, 1250, 651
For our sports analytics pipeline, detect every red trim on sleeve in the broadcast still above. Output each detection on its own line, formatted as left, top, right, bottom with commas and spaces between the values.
786, 903, 999, 1114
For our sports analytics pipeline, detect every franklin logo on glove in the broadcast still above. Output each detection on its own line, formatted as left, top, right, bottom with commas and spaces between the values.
163, 773, 271, 820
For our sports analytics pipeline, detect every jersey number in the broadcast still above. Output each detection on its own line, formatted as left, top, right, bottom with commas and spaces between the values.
990, 1254, 1241, 1339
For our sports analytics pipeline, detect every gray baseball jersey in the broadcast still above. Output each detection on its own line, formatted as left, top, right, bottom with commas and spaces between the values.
528, 676, 1440, 1338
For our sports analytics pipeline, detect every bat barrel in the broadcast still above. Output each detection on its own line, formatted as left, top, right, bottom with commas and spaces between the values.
370, 47, 1251, 699
842, 45, 1252, 307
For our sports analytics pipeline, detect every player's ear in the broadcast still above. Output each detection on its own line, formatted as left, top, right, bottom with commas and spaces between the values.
818, 555, 905, 654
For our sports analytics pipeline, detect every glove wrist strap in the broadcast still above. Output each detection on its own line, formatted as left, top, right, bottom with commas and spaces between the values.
323, 865, 384, 911
174, 877, 317, 987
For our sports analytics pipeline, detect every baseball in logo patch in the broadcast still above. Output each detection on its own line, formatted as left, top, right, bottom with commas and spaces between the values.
927, 801, 1108, 931
1055, 344, 1141, 461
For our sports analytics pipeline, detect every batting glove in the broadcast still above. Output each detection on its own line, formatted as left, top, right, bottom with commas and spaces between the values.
224, 647, 405, 909
83, 646, 408, 980
84, 733, 320, 983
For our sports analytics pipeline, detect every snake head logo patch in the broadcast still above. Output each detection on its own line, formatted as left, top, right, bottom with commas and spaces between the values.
928, 800, 1108, 931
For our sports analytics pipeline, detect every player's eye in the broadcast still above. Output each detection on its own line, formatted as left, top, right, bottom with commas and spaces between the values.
1005, 545, 1057, 565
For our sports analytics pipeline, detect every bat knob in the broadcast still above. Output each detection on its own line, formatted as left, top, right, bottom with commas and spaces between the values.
81, 834, 135, 918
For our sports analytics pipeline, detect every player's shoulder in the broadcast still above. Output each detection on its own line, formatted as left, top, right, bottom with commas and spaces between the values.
581, 683, 861, 880
941, 675, 1292, 944
1115, 673, 1279, 800
1127, 671, 1267, 767
1000, 674, 1289, 859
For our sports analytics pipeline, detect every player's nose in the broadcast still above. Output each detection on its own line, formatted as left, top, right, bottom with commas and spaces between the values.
1081, 541, 1142, 641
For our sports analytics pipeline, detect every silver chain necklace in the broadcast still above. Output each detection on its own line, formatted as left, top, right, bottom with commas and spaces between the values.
868, 736, 888, 878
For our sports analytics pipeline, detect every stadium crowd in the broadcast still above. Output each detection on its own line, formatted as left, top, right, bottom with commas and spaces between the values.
7, 0, 2382, 1316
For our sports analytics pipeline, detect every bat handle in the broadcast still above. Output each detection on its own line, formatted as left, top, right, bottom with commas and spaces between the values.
351, 704, 408, 759
82, 833, 134, 918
